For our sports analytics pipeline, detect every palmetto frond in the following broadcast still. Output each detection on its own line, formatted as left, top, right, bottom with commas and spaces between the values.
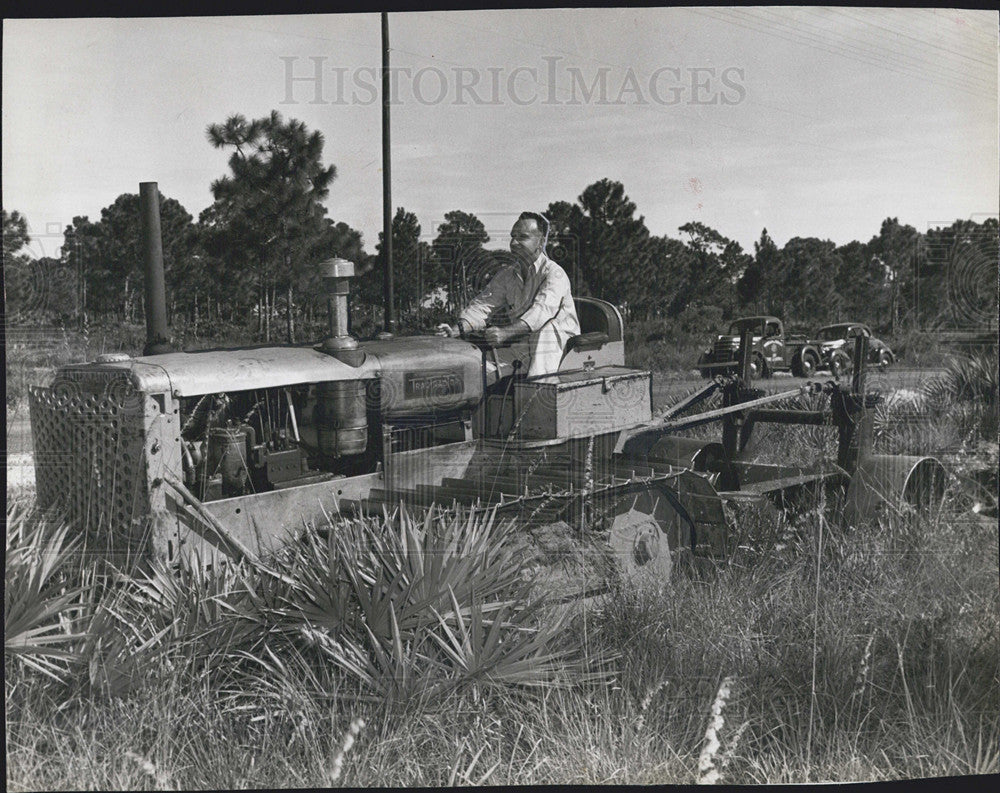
4, 501, 91, 681
427, 585, 580, 690
262, 504, 595, 703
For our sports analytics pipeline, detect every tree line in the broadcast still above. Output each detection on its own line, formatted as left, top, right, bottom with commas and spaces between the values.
4, 111, 997, 341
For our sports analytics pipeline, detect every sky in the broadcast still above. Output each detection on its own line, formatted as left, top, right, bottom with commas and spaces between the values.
3, 7, 997, 261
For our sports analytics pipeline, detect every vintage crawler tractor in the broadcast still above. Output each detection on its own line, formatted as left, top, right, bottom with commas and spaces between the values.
28, 184, 947, 587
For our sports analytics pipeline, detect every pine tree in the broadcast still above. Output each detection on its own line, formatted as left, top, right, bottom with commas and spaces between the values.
204, 112, 337, 342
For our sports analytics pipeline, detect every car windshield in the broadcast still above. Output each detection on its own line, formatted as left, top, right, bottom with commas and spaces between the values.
728, 319, 765, 336
816, 325, 852, 341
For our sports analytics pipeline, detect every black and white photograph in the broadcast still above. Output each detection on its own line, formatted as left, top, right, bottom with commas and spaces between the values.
4, 4, 998, 787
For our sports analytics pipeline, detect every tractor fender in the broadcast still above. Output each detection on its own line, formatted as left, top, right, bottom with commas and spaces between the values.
843, 454, 946, 526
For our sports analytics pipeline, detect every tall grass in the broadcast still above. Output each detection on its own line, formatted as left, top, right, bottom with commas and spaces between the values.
6, 467, 997, 787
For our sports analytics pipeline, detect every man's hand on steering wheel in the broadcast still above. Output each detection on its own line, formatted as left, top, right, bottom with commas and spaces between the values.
483, 319, 530, 347
482, 326, 507, 346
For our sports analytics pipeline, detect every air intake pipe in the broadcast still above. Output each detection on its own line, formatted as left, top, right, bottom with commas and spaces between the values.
314, 257, 368, 456
317, 258, 364, 366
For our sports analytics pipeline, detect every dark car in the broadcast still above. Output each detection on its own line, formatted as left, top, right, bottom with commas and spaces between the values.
813, 323, 895, 376
697, 315, 821, 378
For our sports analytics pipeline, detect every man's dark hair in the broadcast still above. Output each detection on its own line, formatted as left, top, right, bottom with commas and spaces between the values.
517, 211, 550, 244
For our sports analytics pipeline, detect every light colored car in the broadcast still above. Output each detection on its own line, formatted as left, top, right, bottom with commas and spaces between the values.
813, 323, 895, 376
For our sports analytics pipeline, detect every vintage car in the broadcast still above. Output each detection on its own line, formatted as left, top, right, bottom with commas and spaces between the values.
813, 323, 895, 376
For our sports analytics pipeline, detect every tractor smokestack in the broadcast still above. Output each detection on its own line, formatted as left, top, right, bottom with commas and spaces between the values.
318, 258, 364, 366
381, 11, 396, 336
140, 182, 172, 355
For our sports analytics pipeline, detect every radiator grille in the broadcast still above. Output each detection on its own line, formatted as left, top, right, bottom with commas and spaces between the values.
28, 383, 150, 556
713, 339, 737, 360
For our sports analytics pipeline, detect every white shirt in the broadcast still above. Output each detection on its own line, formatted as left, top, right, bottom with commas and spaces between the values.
459, 252, 580, 377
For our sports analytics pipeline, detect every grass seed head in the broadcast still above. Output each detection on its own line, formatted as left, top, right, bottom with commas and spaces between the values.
325, 716, 366, 785
852, 634, 875, 700
635, 678, 670, 732
125, 751, 173, 790
697, 676, 735, 784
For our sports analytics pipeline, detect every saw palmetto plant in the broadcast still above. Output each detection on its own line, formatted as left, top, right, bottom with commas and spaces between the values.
938, 349, 999, 442
872, 348, 999, 454
76, 503, 600, 713
85, 554, 271, 699
5, 501, 91, 682
262, 504, 600, 706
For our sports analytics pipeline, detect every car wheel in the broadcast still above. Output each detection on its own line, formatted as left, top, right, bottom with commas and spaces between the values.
749, 353, 766, 380
697, 352, 711, 379
829, 350, 853, 379
792, 351, 817, 378
801, 352, 818, 377
877, 350, 893, 371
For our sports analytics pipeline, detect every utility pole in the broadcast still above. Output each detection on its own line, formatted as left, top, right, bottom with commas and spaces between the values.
76, 239, 82, 330
76, 239, 86, 332
381, 11, 396, 335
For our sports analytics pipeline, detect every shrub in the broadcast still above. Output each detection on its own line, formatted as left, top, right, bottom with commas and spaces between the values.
62, 505, 601, 716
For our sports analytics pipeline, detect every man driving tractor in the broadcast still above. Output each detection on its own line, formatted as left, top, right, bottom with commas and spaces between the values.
437, 211, 580, 377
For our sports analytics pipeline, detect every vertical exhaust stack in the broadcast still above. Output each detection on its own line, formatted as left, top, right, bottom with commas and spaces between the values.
318, 258, 365, 366
380, 11, 396, 337
140, 182, 172, 356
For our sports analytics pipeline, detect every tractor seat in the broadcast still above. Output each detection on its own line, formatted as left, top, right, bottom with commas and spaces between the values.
558, 297, 626, 371
565, 297, 622, 351
565, 331, 609, 352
